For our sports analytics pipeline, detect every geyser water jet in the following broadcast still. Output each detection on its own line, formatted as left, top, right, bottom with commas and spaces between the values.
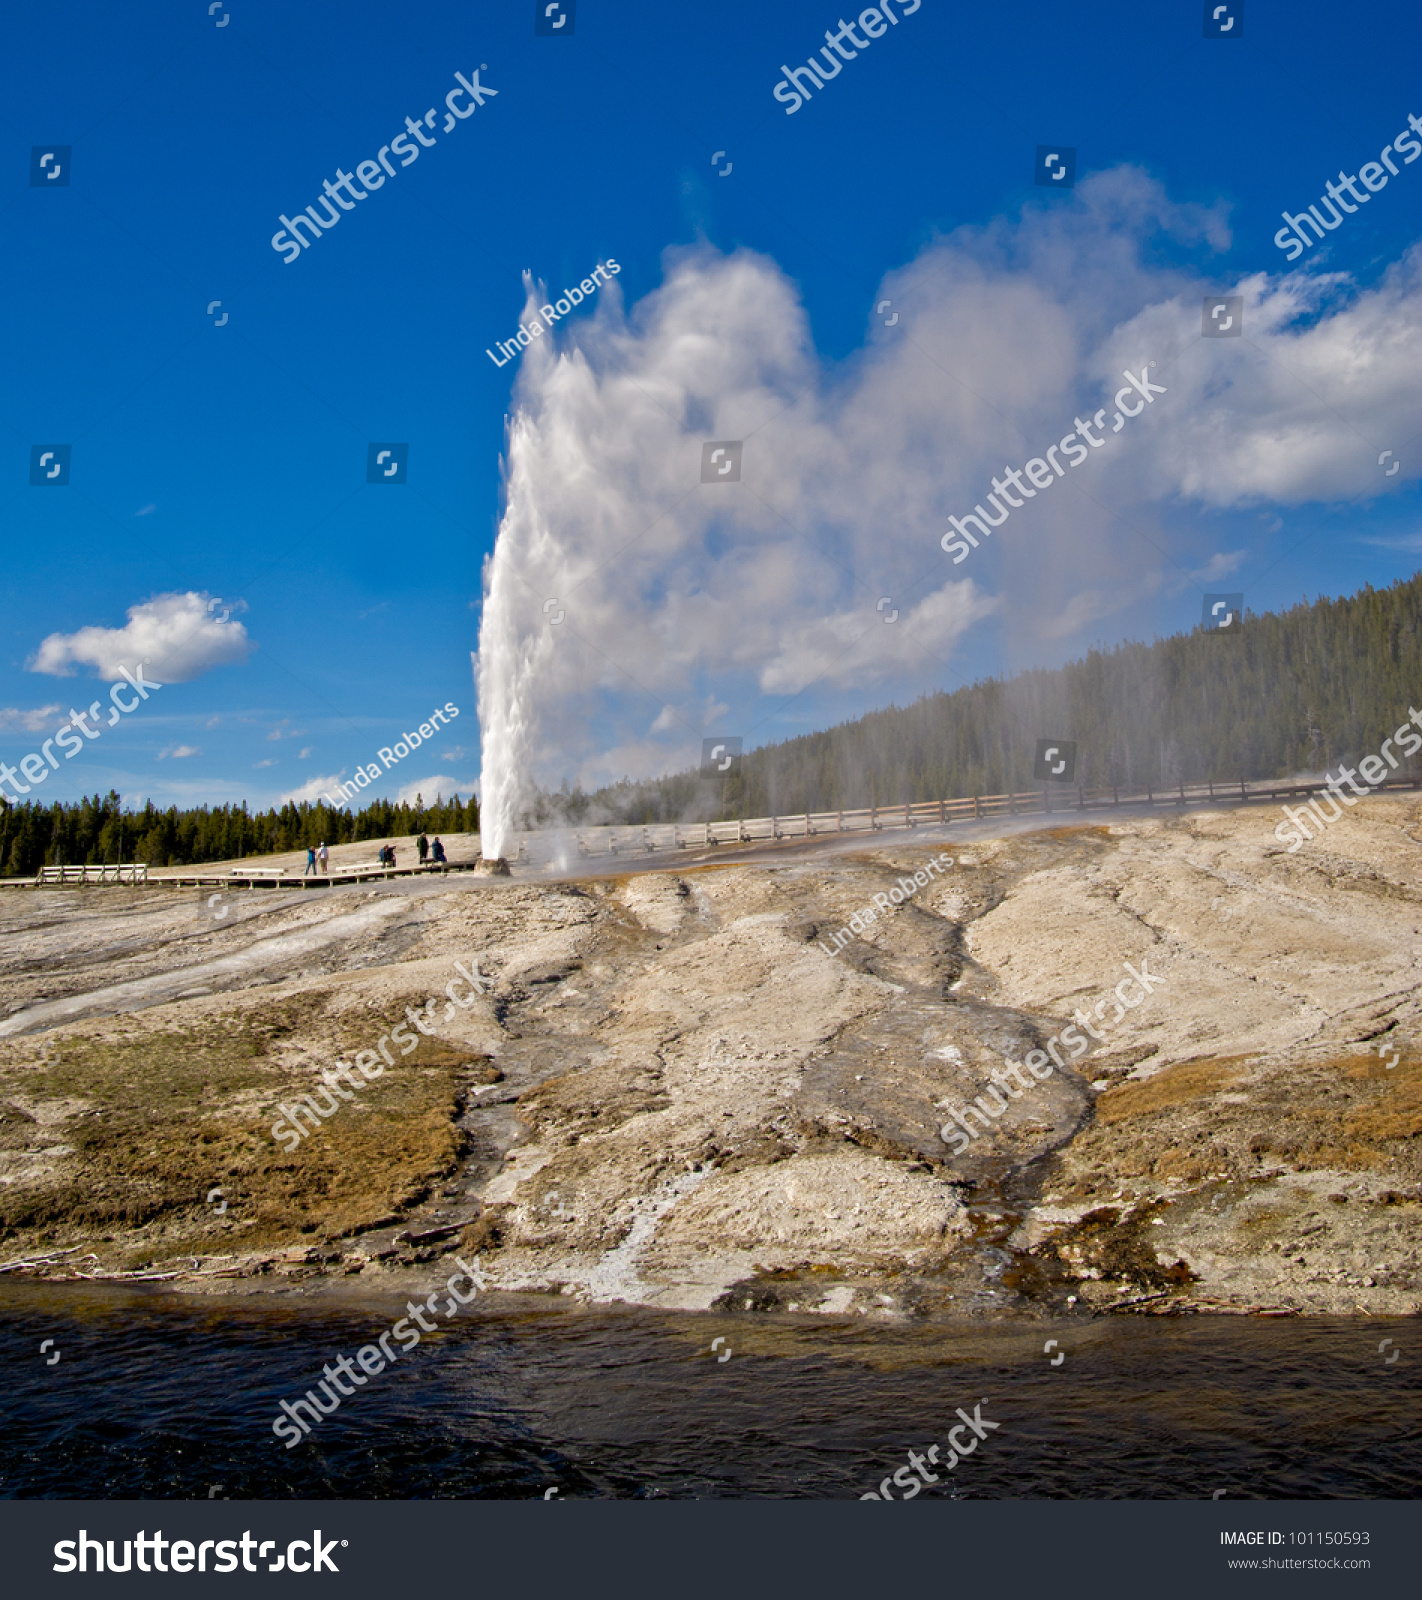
475, 404, 549, 864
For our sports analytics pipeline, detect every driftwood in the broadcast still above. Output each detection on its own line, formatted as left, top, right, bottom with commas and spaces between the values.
0, 1246, 82, 1274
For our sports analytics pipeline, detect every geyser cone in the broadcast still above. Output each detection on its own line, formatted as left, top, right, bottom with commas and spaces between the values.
477, 857, 512, 876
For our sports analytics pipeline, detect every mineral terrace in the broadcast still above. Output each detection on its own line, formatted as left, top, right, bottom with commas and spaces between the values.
1, 799, 1419, 1321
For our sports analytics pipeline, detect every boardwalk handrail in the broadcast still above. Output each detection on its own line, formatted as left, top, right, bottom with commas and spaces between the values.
38, 863, 148, 885
553, 773, 1422, 860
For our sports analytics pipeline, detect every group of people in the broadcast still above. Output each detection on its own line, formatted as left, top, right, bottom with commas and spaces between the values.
300, 835, 449, 877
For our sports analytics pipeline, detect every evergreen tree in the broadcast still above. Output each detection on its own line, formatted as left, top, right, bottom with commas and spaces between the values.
518, 573, 1422, 825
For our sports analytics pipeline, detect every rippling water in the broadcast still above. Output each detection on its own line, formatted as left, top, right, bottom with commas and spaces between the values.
2, 1283, 1417, 1499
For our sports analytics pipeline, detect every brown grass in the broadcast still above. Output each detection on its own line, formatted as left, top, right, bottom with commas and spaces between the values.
1067, 1048, 1422, 1189
0, 1002, 470, 1263
1094, 1056, 1251, 1123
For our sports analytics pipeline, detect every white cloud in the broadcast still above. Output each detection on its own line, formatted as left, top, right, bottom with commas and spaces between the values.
1190, 549, 1249, 583
1098, 257, 1422, 506
1356, 530, 1422, 551
282, 773, 346, 805
29, 591, 251, 683
158, 744, 202, 760
298, 747, 312, 759
761, 581, 1000, 694
396, 776, 474, 805
255, 758, 277, 769
1039, 587, 1142, 641
0, 704, 64, 734
649, 694, 728, 736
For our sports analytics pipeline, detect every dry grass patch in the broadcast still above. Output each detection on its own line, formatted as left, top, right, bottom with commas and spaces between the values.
1336, 1051, 1422, 1143
0, 1002, 470, 1263
1062, 1048, 1422, 1192
1094, 1057, 1251, 1123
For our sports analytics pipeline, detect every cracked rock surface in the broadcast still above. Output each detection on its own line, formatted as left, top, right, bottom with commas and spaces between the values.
1, 800, 1419, 1319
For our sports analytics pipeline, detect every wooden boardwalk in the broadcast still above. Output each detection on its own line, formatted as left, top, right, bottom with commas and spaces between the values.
8, 860, 474, 891
553, 773, 1422, 860
158, 861, 473, 890
6, 773, 1418, 887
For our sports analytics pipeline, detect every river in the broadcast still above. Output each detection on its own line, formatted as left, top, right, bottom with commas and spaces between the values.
2, 1282, 1416, 1499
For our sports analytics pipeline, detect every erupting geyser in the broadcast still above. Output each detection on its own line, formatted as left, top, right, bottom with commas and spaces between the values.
475, 400, 547, 865
473, 243, 1048, 856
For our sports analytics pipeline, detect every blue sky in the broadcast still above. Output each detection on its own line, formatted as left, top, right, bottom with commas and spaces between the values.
4, 0, 1422, 811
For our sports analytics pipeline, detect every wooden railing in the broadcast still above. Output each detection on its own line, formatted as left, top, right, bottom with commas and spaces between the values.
521, 773, 1422, 861
38, 863, 148, 885
568, 793, 1043, 857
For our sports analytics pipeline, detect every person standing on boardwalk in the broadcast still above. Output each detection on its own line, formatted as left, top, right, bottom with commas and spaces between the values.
317, 842, 329, 875
431, 837, 447, 869
418, 832, 429, 865
304, 846, 317, 877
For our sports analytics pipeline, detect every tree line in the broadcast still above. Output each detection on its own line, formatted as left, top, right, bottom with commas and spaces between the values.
0, 792, 478, 878
526, 574, 1422, 826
